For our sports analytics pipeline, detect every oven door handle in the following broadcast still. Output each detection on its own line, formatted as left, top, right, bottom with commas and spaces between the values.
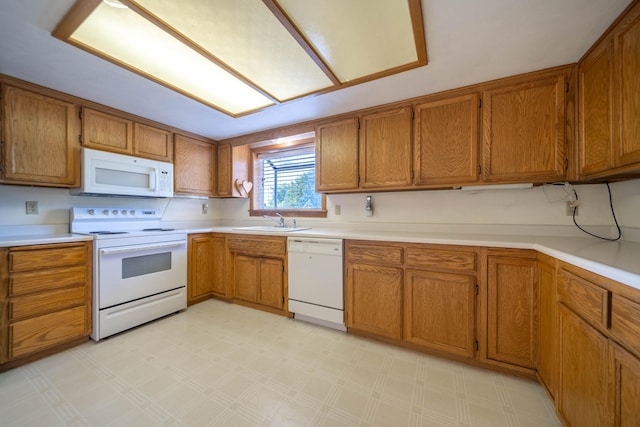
99, 241, 185, 255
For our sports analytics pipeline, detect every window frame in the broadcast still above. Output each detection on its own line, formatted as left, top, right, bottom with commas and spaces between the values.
249, 137, 327, 218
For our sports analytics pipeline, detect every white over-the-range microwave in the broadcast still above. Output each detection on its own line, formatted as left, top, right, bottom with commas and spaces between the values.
71, 148, 174, 198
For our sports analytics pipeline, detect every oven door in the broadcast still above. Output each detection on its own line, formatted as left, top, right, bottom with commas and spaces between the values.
97, 239, 187, 309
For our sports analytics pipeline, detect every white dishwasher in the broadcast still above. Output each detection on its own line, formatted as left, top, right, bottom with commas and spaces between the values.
288, 237, 345, 331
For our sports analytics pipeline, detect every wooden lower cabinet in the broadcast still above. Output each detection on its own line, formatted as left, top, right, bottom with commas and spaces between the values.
404, 269, 476, 357
537, 253, 557, 398
1, 242, 91, 369
557, 304, 613, 427
228, 235, 287, 314
611, 343, 640, 427
483, 250, 538, 371
346, 262, 403, 340
187, 233, 227, 305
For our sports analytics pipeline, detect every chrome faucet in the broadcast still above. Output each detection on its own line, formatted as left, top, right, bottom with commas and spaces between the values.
263, 213, 286, 227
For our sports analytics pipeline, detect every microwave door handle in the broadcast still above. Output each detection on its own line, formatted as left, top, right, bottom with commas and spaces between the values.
150, 170, 157, 190
99, 241, 184, 255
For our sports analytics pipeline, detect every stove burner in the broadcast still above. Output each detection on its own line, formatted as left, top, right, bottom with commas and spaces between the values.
89, 231, 129, 235
142, 228, 175, 232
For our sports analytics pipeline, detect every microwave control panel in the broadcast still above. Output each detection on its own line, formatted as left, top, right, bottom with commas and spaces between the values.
158, 170, 172, 192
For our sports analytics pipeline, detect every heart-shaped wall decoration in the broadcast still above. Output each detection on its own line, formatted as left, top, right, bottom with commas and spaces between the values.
234, 179, 253, 197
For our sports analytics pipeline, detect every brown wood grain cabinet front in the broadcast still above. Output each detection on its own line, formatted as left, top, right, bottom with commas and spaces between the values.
482, 74, 566, 183
413, 93, 480, 187
359, 106, 413, 190
173, 133, 216, 197
216, 143, 250, 197
81, 107, 133, 155
227, 235, 287, 315
537, 253, 558, 398
315, 118, 360, 192
482, 250, 538, 373
1, 85, 80, 187
1, 242, 91, 369
133, 122, 172, 162
578, 0, 640, 178
187, 233, 228, 305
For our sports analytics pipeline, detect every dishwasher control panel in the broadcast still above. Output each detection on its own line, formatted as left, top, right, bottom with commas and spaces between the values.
288, 238, 343, 255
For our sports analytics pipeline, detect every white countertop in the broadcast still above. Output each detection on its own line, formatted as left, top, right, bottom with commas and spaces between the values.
2, 225, 639, 291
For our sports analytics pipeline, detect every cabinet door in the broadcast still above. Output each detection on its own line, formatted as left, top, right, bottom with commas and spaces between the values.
187, 234, 214, 305
81, 107, 132, 154
485, 254, 537, 369
611, 343, 640, 427
360, 106, 413, 189
234, 255, 258, 303
210, 236, 228, 297
414, 94, 479, 186
216, 143, 232, 196
2, 86, 79, 186
258, 258, 284, 309
133, 123, 172, 162
537, 255, 558, 398
579, 39, 615, 177
345, 262, 403, 340
404, 269, 476, 358
557, 305, 612, 427
174, 133, 216, 196
614, 4, 640, 167
482, 75, 566, 183
315, 118, 359, 192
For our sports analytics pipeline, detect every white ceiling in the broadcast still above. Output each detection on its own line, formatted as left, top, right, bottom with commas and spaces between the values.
0, 0, 632, 141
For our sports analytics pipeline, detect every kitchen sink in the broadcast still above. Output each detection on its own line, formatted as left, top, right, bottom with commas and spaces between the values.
232, 226, 311, 232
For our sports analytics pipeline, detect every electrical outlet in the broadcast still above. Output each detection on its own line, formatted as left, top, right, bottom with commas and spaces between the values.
201, 203, 209, 214
334, 204, 341, 215
25, 201, 39, 215
566, 201, 578, 216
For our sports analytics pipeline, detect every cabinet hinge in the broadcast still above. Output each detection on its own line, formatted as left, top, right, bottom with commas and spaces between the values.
564, 158, 569, 170
357, 175, 361, 185
411, 110, 415, 120
479, 98, 482, 108
357, 119, 361, 130
475, 340, 479, 351
78, 134, 83, 144
411, 170, 415, 180
565, 82, 570, 94
477, 165, 482, 175
475, 284, 479, 296
78, 110, 82, 120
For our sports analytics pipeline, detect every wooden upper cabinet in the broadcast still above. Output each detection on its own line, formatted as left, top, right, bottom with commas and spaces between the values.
81, 107, 132, 155
1, 85, 79, 187
133, 122, 172, 162
413, 93, 480, 187
614, 3, 640, 167
315, 118, 359, 192
173, 133, 216, 196
359, 106, 413, 189
217, 143, 250, 197
579, 38, 615, 177
482, 74, 566, 183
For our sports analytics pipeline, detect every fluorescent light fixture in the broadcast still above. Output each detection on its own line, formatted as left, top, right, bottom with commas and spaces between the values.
460, 183, 534, 191
53, 0, 427, 117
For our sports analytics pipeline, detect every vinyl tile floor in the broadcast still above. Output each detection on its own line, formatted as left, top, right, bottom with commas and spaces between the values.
0, 300, 561, 426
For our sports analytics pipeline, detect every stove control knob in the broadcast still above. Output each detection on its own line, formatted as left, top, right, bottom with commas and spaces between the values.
121, 210, 127, 215
103, 210, 109, 215
112, 210, 118, 215
88, 209, 95, 215
129, 210, 135, 215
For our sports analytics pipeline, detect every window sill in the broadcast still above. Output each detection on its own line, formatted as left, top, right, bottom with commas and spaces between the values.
250, 209, 327, 218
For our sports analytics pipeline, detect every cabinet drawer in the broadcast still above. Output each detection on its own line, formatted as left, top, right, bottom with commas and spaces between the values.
557, 268, 609, 331
405, 246, 476, 273
346, 243, 403, 266
9, 244, 87, 272
611, 294, 640, 358
9, 286, 87, 321
9, 306, 88, 359
10, 266, 88, 296
227, 237, 286, 256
